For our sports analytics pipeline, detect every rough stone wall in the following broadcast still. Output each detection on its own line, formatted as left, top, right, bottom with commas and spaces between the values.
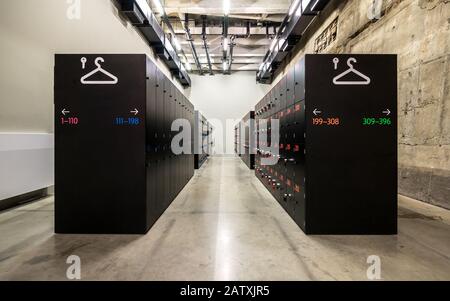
275, 0, 450, 208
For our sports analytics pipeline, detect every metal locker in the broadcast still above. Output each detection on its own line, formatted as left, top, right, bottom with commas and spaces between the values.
156, 69, 165, 160
154, 69, 164, 217
145, 60, 158, 226
287, 67, 295, 107
294, 58, 305, 103
279, 77, 287, 111
285, 177, 295, 217
293, 102, 306, 145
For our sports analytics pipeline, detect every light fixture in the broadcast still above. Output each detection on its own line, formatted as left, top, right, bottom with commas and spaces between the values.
302, 0, 312, 11
223, 37, 229, 51
151, 0, 165, 16
185, 62, 192, 71
310, 0, 320, 11
278, 38, 286, 50
223, 0, 230, 15
289, 0, 300, 16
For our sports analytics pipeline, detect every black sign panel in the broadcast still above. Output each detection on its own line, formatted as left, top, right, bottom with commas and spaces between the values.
305, 54, 397, 234
55, 54, 148, 234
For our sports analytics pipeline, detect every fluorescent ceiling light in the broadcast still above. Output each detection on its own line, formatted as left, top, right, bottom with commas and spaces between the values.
223, 0, 230, 15
289, 0, 300, 16
302, 0, 312, 11
151, 0, 165, 16
269, 38, 278, 52
310, 0, 320, 11
136, 0, 152, 17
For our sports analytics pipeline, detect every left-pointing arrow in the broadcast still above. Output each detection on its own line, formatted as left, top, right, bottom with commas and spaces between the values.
61, 109, 70, 116
130, 109, 139, 116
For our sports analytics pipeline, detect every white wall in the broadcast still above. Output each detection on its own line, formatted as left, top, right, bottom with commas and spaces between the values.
0, 0, 184, 133
188, 72, 270, 155
0, 0, 187, 198
0, 134, 53, 200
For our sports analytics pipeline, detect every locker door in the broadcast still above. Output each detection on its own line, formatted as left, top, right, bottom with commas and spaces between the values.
293, 102, 306, 145
156, 69, 164, 160
285, 105, 295, 180
279, 77, 287, 111
155, 69, 165, 215
293, 134, 306, 229
146, 60, 158, 225
191, 103, 195, 176
287, 67, 295, 107
272, 86, 279, 116
294, 58, 305, 103
163, 78, 172, 207
175, 89, 183, 191
286, 177, 295, 217
169, 85, 176, 201
181, 97, 186, 183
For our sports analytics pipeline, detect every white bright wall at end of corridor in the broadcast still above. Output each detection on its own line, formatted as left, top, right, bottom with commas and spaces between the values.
188, 72, 270, 155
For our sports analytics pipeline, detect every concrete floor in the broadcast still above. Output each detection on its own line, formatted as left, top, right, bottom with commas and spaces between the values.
0, 156, 449, 281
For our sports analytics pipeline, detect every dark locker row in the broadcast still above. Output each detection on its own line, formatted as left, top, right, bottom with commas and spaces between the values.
235, 111, 255, 169
194, 111, 213, 169
54, 54, 194, 234
254, 54, 398, 234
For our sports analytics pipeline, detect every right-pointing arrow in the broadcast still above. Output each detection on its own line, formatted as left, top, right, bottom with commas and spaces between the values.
383, 109, 391, 116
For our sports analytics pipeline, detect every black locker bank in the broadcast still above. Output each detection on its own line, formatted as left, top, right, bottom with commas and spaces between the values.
54, 54, 194, 234
255, 54, 397, 235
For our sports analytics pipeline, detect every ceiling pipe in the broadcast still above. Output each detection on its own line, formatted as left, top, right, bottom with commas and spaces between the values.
183, 13, 203, 74
226, 36, 235, 75
202, 15, 214, 75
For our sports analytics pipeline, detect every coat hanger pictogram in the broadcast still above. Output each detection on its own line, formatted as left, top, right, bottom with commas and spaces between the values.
333, 57, 371, 85
80, 57, 118, 85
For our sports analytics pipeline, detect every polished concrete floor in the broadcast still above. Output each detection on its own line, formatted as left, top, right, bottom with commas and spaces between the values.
0, 156, 449, 280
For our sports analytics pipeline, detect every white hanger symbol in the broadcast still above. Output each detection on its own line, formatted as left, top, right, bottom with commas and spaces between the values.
333, 57, 370, 85
80, 57, 118, 85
